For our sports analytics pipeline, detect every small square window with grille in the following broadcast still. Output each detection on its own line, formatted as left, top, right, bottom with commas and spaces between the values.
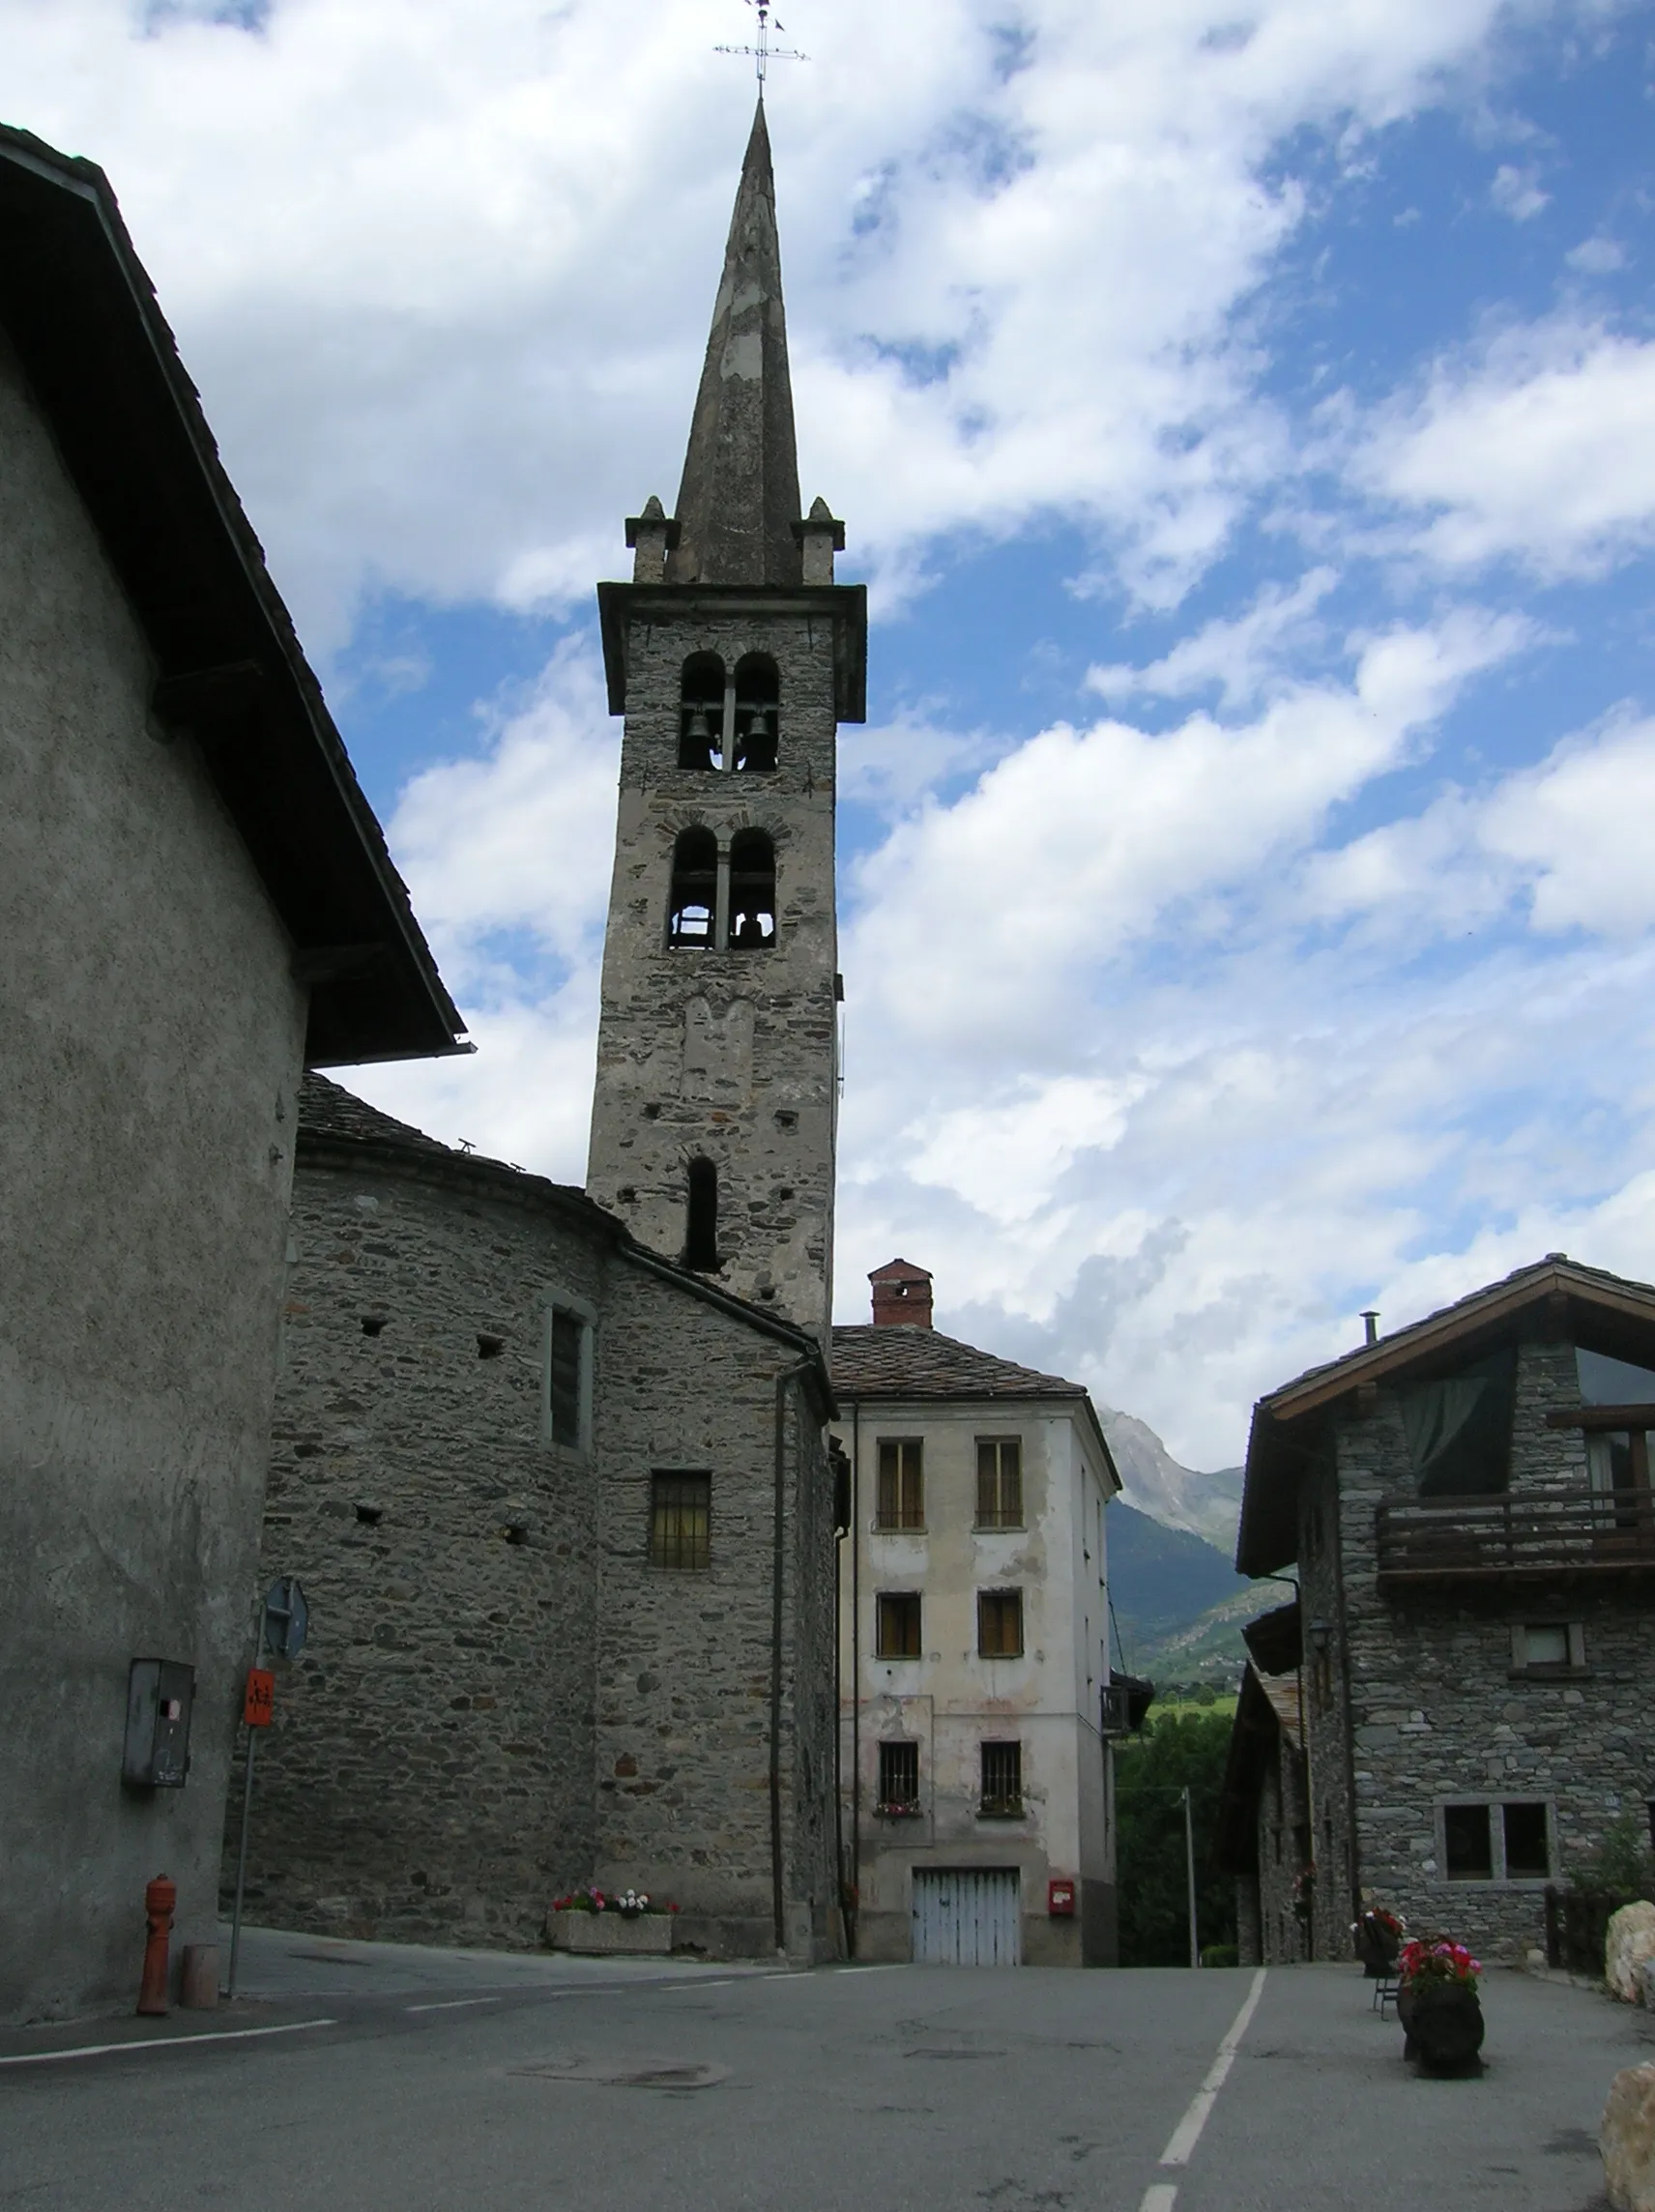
976, 1437, 1023, 1528
977, 1588, 1024, 1658
650, 1471, 710, 1570
548, 1308, 584, 1448
875, 1591, 922, 1658
877, 1440, 924, 1530
980, 1740, 1022, 1815
878, 1740, 919, 1810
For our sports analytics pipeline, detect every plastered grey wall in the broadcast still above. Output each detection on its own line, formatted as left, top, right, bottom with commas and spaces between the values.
238, 1140, 840, 1961
1317, 1335, 1655, 1960
587, 608, 838, 1343
0, 331, 305, 2023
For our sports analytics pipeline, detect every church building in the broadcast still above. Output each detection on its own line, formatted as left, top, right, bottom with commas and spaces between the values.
233, 102, 856, 1964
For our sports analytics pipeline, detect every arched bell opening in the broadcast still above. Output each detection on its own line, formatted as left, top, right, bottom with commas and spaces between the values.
679, 653, 726, 771
684, 1156, 719, 1271
729, 829, 776, 951
667, 827, 718, 948
733, 655, 779, 773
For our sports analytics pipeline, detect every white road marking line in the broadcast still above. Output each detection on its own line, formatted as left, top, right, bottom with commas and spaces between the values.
1140, 2187, 1178, 2212
406, 1997, 498, 2013
1158, 1967, 1267, 2168
0, 2018, 336, 2068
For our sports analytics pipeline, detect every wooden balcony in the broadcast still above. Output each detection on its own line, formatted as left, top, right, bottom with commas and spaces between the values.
1376, 1487, 1655, 1589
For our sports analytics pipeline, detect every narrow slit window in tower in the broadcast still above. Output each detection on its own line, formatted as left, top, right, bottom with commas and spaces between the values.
728, 829, 776, 950
667, 828, 718, 947
684, 1156, 719, 1270
679, 654, 725, 771
733, 654, 779, 772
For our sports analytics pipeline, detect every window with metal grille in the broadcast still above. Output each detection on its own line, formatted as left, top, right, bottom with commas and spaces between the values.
650, 1472, 711, 1570
975, 1437, 1023, 1528
548, 1308, 584, 1448
876, 1439, 924, 1529
875, 1590, 922, 1658
980, 1740, 1022, 1815
878, 1740, 919, 1811
977, 1588, 1024, 1658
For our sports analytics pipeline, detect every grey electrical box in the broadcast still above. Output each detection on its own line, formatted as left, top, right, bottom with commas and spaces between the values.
123, 1659, 195, 1788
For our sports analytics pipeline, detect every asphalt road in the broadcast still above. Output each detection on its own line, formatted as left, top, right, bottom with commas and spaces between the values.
2, 1930, 1648, 2211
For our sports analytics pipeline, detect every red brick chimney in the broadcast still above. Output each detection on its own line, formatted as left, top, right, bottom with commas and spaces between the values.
870, 1259, 933, 1328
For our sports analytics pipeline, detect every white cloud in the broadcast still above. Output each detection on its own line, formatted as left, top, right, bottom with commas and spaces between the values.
1087, 567, 1339, 711
1, 0, 1611, 646
1565, 235, 1626, 274
1490, 161, 1549, 220
844, 606, 1530, 1054
1360, 320, 1655, 577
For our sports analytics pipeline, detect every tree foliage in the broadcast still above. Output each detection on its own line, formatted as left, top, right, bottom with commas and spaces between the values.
1115, 1707, 1236, 1967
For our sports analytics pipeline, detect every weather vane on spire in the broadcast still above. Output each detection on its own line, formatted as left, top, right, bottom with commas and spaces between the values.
714, 0, 807, 88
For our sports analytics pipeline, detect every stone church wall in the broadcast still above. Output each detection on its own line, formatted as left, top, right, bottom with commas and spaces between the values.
591, 1261, 839, 1955
587, 608, 841, 1340
236, 1128, 841, 1960
241, 1147, 605, 1945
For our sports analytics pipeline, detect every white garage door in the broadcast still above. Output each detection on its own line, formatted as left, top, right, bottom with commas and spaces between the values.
911, 1868, 1022, 1965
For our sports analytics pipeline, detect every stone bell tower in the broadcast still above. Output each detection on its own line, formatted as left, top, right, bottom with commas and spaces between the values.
587, 102, 865, 1343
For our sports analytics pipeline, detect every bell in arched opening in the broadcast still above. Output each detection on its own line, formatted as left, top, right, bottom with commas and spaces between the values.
667, 827, 718, 947
728, 829, 776, 950
679, 653, 725, 771
733, 654, 779, 772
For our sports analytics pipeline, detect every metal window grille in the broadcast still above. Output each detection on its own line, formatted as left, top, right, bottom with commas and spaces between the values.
980, 1740, 1022, 1814
876, 1440, 924, 1529
549, 1310, 582, 1446
875, 1591, 922, 1658
975, 1437, 1023, 1528
878, 1740, 919, 1809
977, 1588, 1024, 1658
650, 1472, 711, 1570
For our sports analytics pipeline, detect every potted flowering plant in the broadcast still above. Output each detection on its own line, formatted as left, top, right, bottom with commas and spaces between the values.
1353, 1906, 1406, 1977
1395, 1936, 1484, 2072
546, 1884, 681, 1955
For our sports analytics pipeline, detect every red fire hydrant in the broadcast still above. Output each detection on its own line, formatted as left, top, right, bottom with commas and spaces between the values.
137, 1876, 176, 2017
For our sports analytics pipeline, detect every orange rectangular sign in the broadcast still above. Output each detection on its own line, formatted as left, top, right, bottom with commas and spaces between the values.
244, 1668, 275, 1728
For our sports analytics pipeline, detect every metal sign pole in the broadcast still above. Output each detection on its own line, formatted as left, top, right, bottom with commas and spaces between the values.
224, 1608, 263, 2001
1183, 1786, 1200, 1969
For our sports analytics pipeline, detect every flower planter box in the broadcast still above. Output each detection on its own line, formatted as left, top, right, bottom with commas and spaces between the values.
1398, 1981, 1484, 2074
548, 1912, 674, 1956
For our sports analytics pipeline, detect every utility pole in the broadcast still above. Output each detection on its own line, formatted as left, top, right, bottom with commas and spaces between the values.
1183, 1786, 1200, 1968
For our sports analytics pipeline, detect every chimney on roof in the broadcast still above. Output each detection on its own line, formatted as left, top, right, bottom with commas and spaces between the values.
871, 1259, 933, 1329
1360, 1310, 1379, 1346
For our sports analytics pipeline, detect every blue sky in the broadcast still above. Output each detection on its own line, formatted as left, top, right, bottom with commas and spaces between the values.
12, 0, 1655, 1469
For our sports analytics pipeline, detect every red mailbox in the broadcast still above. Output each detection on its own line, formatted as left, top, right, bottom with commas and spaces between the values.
1048, 1877, 1076, 1917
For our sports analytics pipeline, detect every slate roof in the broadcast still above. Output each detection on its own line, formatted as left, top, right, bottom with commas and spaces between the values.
296, 1076, 833, 1392
1235, 1251, 1655, 1577
830, 1324, 1088, 1403
0, 125, 465, 1067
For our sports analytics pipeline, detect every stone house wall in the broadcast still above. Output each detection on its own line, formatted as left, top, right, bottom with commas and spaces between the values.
1322, 1333, 1654, 1961
0, 326, 306, 2023
586, 608, 840, 1340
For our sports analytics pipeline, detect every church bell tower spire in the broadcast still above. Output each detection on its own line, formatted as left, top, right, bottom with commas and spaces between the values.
588, 102, 866, 1342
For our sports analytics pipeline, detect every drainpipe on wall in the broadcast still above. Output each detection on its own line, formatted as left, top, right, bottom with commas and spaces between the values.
772, 1359, 813, 1957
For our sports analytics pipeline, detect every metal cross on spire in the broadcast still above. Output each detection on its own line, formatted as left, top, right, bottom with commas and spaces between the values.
714, 0, 807, 88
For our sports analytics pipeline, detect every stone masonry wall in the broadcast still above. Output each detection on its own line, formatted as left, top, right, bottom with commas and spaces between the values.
1298, 1441, 1357, 1962
587, 605, 839, 1342
238, 1148, 606, 1945
591, 1264, 838, 1955
1326, 1334, 1655, 1961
